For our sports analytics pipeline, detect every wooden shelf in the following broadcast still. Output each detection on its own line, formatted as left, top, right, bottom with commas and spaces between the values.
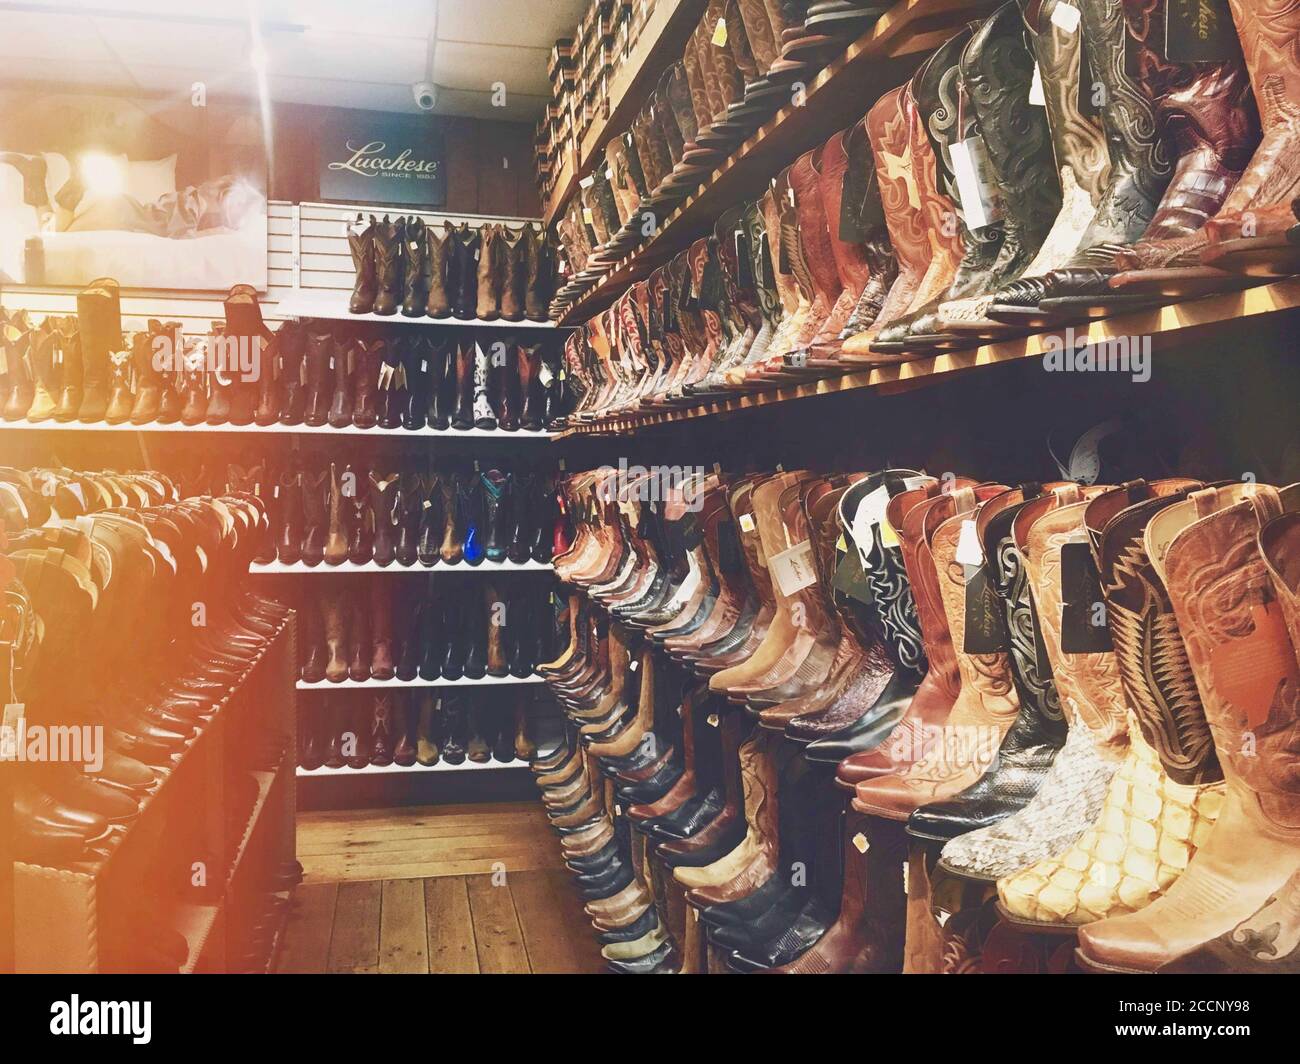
297, 675, 544, 691
297, 760, 529, 777
277, 293, 563, 329
251, 560, 554, 575
556, 278, 1300, 436
543, 0, 710, 227
2, 420, 557, 439
554, 0, 997, 325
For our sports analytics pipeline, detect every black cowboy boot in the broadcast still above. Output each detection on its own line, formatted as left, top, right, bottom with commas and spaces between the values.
428, 338, 455, 430
402, 216, 429, 317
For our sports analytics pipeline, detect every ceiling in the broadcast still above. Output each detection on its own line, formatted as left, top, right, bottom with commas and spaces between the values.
0, 0, 586, 122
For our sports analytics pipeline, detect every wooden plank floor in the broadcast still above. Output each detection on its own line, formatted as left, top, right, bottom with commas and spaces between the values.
276, 802, 605, 974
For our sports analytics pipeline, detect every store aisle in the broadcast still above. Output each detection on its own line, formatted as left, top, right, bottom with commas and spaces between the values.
276, 803, 604, 974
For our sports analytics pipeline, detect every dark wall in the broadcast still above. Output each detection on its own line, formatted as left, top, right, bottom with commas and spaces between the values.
270, 104, 540, 218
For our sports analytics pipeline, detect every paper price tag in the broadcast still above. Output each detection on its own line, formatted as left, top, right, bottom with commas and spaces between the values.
955, 519, 982, 566
950, 135, 1004, 231
628, 658, 639, 671
579, 174, 596, 188
769, 539, 817, 597
852, 832, 869, 854
706, 713, 719, 728
1029, 62, 1046, 106
582, 207, 594, 225
738, 512, 756, 533
1050, 2, 1080, 32
711, 17, 728, 46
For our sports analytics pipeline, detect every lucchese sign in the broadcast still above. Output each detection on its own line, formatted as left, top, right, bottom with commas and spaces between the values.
319, 112, 447, 207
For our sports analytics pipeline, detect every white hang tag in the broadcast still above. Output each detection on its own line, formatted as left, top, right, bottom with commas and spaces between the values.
738, 512, 756, 533
711, 17, 728, 46
769, 539, 817, 597
903, 476, 932, 491
1029, 62, 1046, 106
628, 658, 639, 672
605, 169, 613, 181
1051, 2, 1080, 32
950, 136, 1003, 231
852, 832, 869, 854
582, 207, 594, 225
850, 485, 890, 565
955, 519, 983, 566
579, 174, 596, 189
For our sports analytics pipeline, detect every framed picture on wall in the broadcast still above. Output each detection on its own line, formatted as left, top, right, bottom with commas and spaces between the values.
0, 90, 268, 292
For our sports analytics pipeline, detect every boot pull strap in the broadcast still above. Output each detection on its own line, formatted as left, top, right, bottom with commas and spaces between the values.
951, 486, 976, 514
1245, 484, 1283, 528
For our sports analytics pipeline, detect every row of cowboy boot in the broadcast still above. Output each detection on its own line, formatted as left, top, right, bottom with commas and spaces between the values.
297, 577, 550, 684
274, 326, 560, 432
299, 690, 534, 769
347, 215, 554, 321
551, 0, 890, 313
557, 0, 1300, 357
266, 462, 558, 568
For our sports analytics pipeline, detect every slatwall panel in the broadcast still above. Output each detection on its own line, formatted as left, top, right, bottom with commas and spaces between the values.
0, 200, 544, 335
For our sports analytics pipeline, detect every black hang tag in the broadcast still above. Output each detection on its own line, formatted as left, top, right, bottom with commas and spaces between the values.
717, 519, 744, 573
840, 166, 884, 243
832, 548, 874, 607
678, 510, 703, 551
963, 564, 1007, 654
1165, 0, 1239, 61
1060, 541, 1114, 653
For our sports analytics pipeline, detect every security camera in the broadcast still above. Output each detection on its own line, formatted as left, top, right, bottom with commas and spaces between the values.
413, 81, 439, 111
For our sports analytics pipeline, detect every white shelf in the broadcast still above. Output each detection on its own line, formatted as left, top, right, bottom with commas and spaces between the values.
296, 759, 529, 777
1, 419, 556, 439
253, 556, 553, 572
297, 674, 544, 690
277, 294, 563, 328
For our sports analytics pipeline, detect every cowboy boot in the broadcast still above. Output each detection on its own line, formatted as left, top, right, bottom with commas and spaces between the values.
2, 311, 33, 420
127, 327, 164, 424
273, 320, 305, 425
428, 338, 455, 430
402, 216, 429, 317
402, 334, 430, 431
1076, 483, 1300, 972
500, 226, 528, 320
471, 341, 496, 430
518, 343, 546, 430
394, 472, 423, 566
370, 471, 400, 567
477, 224, 503, 320
347, 214, 377, 313
52, 319, 83, 422
327, 337, 355, 429
351, 337, 382, 429
349, 590, 372, 681
451, 342, 475, 430
416, 693, 442, 766
450, 223, 481, 320
377, 337, 407, 430
24, 323, 59, 423
322, 463, 349, 566
322, 594, 349, 683
372, 215, 404, 316
75, 277, 121, 422
926, 1, 1066, 334
425, 220, 453, 318
302, 328, 333, 427
523, 225, 553, 322
439, 474, 464, 564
